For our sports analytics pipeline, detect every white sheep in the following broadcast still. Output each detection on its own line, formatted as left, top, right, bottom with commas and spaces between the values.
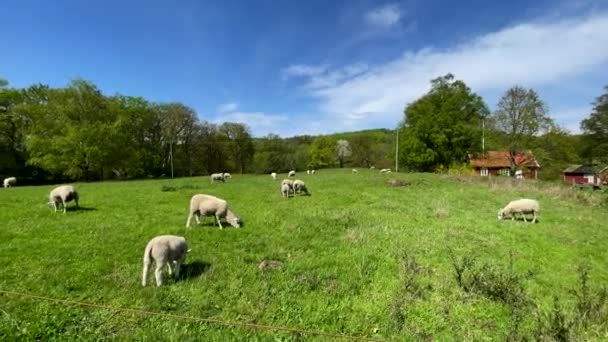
293, 179, 310, 195
223, 173, 232, 179
288, 170, 296, 177
498, 199, 540, 223
380, 168, 391, 174
3, 177, 16, 188
186, 194, 241, 229
311, 170, 316, 174
352, 169, 358, 174
370, 166, 375, 169
307, 170, 311, 175
210, 173, 225, 183
281, 179, 294, 198
142, 235, 190, 287
270, 172, 277, 180
48, 185, 79, 214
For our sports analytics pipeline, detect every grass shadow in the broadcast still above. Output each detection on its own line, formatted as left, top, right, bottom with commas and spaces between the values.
179, 261, 211, 280
64, 206, 97, 212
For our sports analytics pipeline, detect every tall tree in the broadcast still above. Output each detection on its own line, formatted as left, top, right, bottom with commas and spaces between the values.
399, 74, 489, 171
490, 86, 554, 172
581, 85, 608, 165
309, 136, 336, 169
335, 139, 351, 168
219, 122, 255, 174
350, 135, 375, 167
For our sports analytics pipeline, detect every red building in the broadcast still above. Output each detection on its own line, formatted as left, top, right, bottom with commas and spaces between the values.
468, 151, 540, 179
562, 165, 600, 185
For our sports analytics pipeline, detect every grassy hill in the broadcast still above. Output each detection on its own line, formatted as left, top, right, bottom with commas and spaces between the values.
1, 170, 607, 340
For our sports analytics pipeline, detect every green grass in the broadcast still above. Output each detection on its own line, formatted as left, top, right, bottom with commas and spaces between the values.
1, 170, 607, 340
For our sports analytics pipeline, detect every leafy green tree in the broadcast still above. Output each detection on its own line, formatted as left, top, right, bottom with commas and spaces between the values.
0, 81, 26, 175
531, 128, 581, 180
219, 122, 255, 174
335, 139, 351, 168
399, 74, 489, 171
490, 86, 554, 172
581, 86, 608, 165
309, 136, 336, 169
350, 135, 375, 167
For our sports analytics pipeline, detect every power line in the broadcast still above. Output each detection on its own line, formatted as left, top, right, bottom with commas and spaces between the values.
0, 289, 386, 341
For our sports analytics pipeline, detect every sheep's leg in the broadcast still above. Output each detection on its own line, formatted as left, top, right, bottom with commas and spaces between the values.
53, 201, 57, 213
215, 215, 224, 229
174, 258, 184, 279
142, 262, 150, 286
155, 261, 166, 286
532, 212, 537, 223
166, 262, 173, 276
522, 213, 527, 223
186, 213, 192, 228
195, 214, 201, 225
62, 199, 67, 214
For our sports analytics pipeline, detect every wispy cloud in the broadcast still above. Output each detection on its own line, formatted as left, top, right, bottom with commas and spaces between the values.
213, 102, 289, 136
286, 13, 608, 131
217, 102, 239, 114
364, 3, 402, 29
281, 64, 327, 79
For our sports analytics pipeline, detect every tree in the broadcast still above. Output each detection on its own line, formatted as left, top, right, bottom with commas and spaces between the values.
490, 86, 554, 172
350, 135, 375, 167
219, 122, 255, 174
581, 86, 608, 165
309, 136, 336, 169
399, 74, 489, 171
335, 139, 351, 168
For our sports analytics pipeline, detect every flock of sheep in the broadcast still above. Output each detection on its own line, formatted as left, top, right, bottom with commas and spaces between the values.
2, 171, 541, 287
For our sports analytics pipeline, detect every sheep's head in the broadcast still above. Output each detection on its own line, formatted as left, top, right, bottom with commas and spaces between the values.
226, 210, 241, 228
497, 209, 506, 220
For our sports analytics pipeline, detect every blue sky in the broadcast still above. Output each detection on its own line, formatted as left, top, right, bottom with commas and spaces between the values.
2, 0, 608, 137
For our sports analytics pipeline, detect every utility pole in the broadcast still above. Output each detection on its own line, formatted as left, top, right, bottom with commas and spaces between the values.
482, 118, 485, 156
395, 129, 399, 172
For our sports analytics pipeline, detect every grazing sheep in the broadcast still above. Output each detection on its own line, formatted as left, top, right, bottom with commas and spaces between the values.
311, 170, 316, 174
48, 185, 79, 214
210, 173, 225, 183
498, 199, 540, 223
307, 170, 311, 175
370, 166, 375, 169
270, 172, 277, 180
3, 177, 16, 188
223, 173, 232, 179
281, 183, 292, 198
288, 170, 296, 177
352, 169, 358, 174
186, 194, 241, 229
281, 179, 294, 198
142, 235, 190, 287
380, 168, 391, 174
293, 179, 310, 195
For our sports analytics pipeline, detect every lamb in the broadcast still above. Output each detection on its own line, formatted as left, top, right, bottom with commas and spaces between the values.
293, 179, 310, 195
210, 173, 225, 183
270, 172, 277, 180
498, 199, 540, 223
281, 179, 294, 198
48, 185, 79, 214
142, 235, 190, 287
186, 194, 241, 229
288, 170, 296, 177
3, 177, 16, 188
352, 169, 358, 174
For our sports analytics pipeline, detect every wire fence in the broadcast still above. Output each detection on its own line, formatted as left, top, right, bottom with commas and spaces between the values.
0, 289, 386, 341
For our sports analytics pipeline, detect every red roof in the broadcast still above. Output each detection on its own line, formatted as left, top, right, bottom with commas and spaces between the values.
469, 151, 540, 169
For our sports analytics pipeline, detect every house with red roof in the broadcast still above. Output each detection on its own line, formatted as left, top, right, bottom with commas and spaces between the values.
468, 151, 540, 179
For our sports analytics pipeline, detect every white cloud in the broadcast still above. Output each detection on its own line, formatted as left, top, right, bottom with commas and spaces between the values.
551, 105, 593, 134
281, 64, 327, 79
365, 3, 402, 29
213, 110, 289, 136
217, 102, 239, 114
288, 13, 608, 130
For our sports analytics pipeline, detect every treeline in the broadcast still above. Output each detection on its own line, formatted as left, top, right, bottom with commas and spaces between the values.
2, 75, 606, 183
0, 78, 396, 183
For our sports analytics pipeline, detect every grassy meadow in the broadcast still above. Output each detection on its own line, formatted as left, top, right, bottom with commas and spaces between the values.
1, 169, 607, 341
